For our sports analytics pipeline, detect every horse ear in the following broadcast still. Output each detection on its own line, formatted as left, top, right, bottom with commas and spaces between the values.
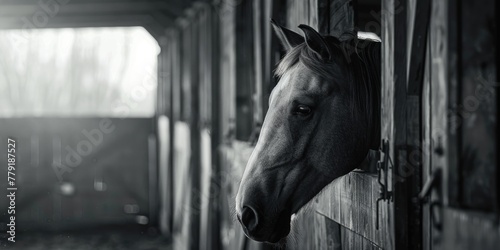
298, 24, 332, 62
271, 19, 304, 51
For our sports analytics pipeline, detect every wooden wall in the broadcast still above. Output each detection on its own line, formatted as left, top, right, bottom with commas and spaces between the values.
423, 0, 500, 249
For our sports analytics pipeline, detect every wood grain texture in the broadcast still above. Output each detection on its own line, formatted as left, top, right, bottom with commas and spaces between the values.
286, 0, 319, 31
379, 0, 396, 249
314, 172, 389, 249
289, 208, 342, 250
340, 226, 382, 250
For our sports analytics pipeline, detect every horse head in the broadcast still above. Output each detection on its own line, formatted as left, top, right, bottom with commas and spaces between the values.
236, 21, 381, 243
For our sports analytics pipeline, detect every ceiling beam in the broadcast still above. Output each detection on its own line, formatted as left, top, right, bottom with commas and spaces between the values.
0, 2, 181, 18
0, 13, 159, 29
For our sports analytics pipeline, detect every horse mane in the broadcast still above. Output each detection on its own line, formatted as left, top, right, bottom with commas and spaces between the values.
275, 31, 381, 149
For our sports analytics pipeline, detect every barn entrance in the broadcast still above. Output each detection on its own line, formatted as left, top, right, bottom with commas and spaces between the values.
0, 26, 165, 248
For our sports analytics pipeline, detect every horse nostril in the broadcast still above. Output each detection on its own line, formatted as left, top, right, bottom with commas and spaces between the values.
241, 206, 259, 232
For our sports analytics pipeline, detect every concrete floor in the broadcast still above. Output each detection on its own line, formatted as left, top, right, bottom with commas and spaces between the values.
1, 226, 172, 250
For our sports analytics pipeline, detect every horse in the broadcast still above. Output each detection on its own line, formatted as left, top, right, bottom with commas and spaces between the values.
235, 20, 381, 244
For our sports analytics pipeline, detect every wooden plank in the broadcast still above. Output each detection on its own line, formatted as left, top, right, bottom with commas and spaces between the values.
290, 208, 318, 250
497, 0, 500, 208
421, 33, 432, 250
253, 0, 264, 128
314, 172, 389, 249
197, 7, 214, 249
181, 21, 192, 122
317, 0, 329, 34
286, 0, 319, 31
208, 6, 223, 250
407, 0, 431, 95
170, 122, 191, 250
405, 96, 422, 250
340, 226, 382, 250
168, 30, 180, 240
219, 1, 236, 142
169, 27, 188, 250
265, 0, 287, 118
234, 0, 255, 141
403, 3, 427, 246
380, 0, 396, 248
428, 0, 449, 210
324, 216, 342, 250
289, 210, 341, 250
188, 13, 201, 250
392, 0, 410, 248
0, 1, 187, 17
157, 39, 172, 236
329, 0, 354, 38
170, 29, 182, 123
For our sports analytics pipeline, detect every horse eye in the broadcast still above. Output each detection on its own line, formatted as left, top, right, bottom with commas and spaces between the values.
294, 105, 312, 116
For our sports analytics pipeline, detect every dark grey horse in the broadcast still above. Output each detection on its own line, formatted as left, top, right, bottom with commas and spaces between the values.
236, 21, 381, 243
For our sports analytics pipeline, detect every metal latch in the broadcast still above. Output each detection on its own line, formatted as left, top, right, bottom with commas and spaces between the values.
376, 139, 393, 230
418, 168, 443, 230
418, 168, 441, 201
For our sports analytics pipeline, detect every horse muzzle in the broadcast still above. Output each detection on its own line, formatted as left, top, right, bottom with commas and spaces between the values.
237, 204, 292, 243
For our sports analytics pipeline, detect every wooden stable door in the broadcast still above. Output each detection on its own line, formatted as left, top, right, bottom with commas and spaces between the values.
422, 0, 499, 249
